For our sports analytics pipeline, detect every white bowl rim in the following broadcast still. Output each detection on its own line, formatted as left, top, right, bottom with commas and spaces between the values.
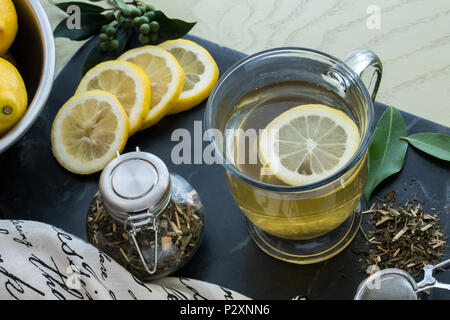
0, 0, 56, 154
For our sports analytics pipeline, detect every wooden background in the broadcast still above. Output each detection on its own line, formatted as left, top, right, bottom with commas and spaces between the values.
42, 0, 450, 126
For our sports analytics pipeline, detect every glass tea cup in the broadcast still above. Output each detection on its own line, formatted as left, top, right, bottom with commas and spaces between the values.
205, 48, 382, 264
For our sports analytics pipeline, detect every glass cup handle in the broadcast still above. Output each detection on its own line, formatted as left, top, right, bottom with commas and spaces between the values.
343, 50, 383, 101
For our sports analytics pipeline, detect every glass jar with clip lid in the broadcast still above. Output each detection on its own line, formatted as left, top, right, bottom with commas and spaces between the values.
86, 147, 205, 280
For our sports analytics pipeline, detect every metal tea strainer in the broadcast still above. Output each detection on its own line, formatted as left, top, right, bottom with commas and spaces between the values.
354, 259, 450, 300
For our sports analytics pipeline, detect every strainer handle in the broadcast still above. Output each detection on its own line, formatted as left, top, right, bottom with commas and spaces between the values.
416, 281, 450, 294
432, 282, 450, 291
433, 258, 450, 271
416, 259, 450, 292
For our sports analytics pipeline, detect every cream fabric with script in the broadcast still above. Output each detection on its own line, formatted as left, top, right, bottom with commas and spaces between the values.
0, 220, 249, 300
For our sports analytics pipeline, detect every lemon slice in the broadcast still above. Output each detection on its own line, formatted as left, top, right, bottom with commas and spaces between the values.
259, 104, 359, 186
159, 39, 219, 114
76, 61, 151, 136
51, 90, 129, 175
118, 46, 184, 129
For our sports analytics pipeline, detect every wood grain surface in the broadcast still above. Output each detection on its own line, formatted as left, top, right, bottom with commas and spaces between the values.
42, 0, 450, 126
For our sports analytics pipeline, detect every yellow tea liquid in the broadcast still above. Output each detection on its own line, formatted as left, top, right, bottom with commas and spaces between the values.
225, 81, 368, 240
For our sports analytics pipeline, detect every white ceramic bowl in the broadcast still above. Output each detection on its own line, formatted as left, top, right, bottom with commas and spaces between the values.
0, 0, 55, 153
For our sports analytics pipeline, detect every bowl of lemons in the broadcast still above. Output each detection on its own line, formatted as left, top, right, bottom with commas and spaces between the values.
0, 0, 55, 153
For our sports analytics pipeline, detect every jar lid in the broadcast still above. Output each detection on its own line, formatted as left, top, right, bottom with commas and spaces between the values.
99, 149, 170, 220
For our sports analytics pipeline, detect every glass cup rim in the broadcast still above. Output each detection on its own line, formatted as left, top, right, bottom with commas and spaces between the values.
205, 46, 375, 193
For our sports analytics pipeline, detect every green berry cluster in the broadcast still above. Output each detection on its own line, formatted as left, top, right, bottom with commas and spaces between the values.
99, 2, 160, 52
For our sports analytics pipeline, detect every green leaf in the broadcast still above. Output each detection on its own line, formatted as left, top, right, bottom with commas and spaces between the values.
402, 133, 450, 161
49, 0, 105, 14
82, 28, 131, 75
154, 10, 196, 41
364, 106, 408, 201
54, 12, 108, 40
113, 0, 128, 10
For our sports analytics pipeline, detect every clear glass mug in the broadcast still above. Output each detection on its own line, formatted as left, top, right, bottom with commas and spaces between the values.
205, 48, 382, 263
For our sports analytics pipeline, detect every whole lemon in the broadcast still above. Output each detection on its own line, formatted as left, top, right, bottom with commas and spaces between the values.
0, 57, 27, 135
0, 0, 18, 55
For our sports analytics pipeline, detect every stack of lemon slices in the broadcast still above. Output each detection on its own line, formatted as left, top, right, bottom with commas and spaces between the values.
51, 39, 219, 174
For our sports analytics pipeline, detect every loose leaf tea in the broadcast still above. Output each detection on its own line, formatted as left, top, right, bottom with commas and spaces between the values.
360, 191, 447, 276
87, 191, 204, 280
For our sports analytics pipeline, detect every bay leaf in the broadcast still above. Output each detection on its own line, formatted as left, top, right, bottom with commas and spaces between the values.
54, 12, 108, 41
50, 1, 105, 14
113, 0, 129, 10
402, 133, 450, 161
364, 106, 408, 201
154, 10, 196, 41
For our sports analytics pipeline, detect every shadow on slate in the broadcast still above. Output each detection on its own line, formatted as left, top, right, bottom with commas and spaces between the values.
0, 35, 448, 300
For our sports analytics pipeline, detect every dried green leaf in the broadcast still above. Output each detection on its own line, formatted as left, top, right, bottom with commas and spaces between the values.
364, 106, 408, 201
402, 133, 450, 161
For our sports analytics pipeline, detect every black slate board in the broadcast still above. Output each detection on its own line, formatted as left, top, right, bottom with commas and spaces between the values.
0, 35, 449, 300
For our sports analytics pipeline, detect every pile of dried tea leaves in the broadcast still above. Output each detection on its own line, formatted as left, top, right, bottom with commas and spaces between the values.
360, 190, 448, 276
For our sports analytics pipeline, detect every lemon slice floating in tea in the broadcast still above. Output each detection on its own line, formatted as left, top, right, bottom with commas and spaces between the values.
76, 61, 151, 136
159, 39, 219, 114
51, 90, 129, 175
259, 104, 359, 186
118, 46, 184, 129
